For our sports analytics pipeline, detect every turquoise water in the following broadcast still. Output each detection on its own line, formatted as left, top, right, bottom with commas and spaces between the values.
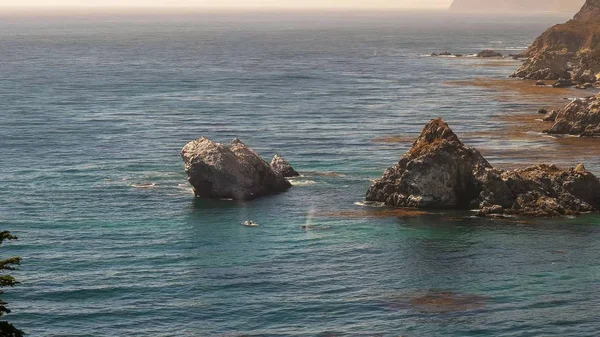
1, 11, 599, 336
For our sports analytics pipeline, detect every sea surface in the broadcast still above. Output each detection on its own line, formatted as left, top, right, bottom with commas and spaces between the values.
0, 10, 599, 337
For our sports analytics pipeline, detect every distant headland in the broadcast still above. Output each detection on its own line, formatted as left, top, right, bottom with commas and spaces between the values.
449, 0, 585, 13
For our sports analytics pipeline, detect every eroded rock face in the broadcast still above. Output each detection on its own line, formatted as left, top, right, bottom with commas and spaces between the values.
544, 95, 600, 136
365, 118, 493, 209
270, 154, 300, 177
366, 118, 600, 217
511, 0, 600, 82
181, 138, 291, 200
511, 52, 570, 80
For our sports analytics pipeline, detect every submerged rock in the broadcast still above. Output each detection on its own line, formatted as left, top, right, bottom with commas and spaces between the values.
270, 154, 300, 177
477, 50, 503, 58
544, 95, 600, 137
366, 118, 600, 217
553, 78, 574, 88
181, 138, 291, 200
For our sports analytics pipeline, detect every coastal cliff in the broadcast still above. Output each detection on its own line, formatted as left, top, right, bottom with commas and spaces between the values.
512, 0, 600, 82
450, 0, 584, 13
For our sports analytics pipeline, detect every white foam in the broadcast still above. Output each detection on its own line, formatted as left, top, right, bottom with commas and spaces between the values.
290, 180, 317, 186
353, 201, 386, 208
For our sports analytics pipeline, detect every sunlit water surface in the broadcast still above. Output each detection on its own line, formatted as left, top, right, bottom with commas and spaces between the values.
0, 11, 599, 337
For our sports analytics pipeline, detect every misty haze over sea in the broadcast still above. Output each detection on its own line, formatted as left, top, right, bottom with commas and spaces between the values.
1, 10, 598, 337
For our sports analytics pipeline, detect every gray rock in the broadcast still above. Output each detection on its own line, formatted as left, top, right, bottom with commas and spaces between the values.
181, 137, 291, 200
270, 154, 300, 177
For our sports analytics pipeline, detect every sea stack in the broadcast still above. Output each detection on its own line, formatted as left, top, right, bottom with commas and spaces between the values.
366, 118, 600, 217
511, 0, 600, 83
181, 138, 292, 200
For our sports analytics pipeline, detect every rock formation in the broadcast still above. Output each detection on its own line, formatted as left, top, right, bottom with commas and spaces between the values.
543, 95, 600, 136
270, 154, 300, 177
511, 0, 600, 83
181, 138, 292, 200
366, 118, 600, 217
477, 50, 503, 58
450, 0, 584, 13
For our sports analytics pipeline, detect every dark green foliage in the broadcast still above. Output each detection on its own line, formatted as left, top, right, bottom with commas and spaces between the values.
0, 232, 23, 337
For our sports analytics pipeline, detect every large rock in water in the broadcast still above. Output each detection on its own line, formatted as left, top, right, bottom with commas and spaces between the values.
181, 138, 291, 200
511, 0, 600, 82
366, 118, 600, 217
543, 95, 600, 136
270, 154, 300, 177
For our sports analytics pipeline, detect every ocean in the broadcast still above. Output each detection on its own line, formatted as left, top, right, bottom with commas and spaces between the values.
0, 10, 599, 336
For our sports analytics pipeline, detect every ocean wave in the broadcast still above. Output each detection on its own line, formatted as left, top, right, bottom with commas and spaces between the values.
130, 183, 156, 189
353, 201, 386, 208
290, 180, 317, 186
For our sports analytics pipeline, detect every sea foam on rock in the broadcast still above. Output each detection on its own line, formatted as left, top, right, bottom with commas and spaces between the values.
366, 118, 600, 217
181, 137, 292, 200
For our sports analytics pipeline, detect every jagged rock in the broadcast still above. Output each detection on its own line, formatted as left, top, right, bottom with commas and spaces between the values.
366, 118, 600, 217
544, 95, 600, 136
511, 52, 570, 80
512, 0, 600, 81
181, 138, 291, 200
431, 53, 438, 57
554, 78, 574, 88
538, 108, 548, 114
270, 154, 300, 177
477, 50, 503, 58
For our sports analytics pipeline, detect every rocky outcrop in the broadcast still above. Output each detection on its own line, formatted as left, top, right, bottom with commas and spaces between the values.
511, 0, 600, 83
477, 50, 502, 58
543, 95, 600, 136
270, 154, 300, 177
181, 138, 291, 200
450, 0, 584, 13
366, 118, 600, 217
511, 52, 571, 80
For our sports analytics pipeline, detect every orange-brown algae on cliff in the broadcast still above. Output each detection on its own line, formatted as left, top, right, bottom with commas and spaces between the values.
318, 208, 429, 219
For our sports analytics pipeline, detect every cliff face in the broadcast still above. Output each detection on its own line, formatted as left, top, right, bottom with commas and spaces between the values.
512, 0, 600, 82
450, 0, 585, 13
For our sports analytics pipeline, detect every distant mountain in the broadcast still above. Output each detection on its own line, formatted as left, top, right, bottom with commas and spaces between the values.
449, 0, 585, 13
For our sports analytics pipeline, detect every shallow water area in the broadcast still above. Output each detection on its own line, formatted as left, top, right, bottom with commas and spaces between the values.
0, 10, 599, 337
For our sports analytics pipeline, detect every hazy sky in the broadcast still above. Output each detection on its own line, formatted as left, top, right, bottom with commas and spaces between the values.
0, 0, 454, 9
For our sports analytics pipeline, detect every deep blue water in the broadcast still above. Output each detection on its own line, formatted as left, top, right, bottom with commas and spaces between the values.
0, 11, 599, 337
